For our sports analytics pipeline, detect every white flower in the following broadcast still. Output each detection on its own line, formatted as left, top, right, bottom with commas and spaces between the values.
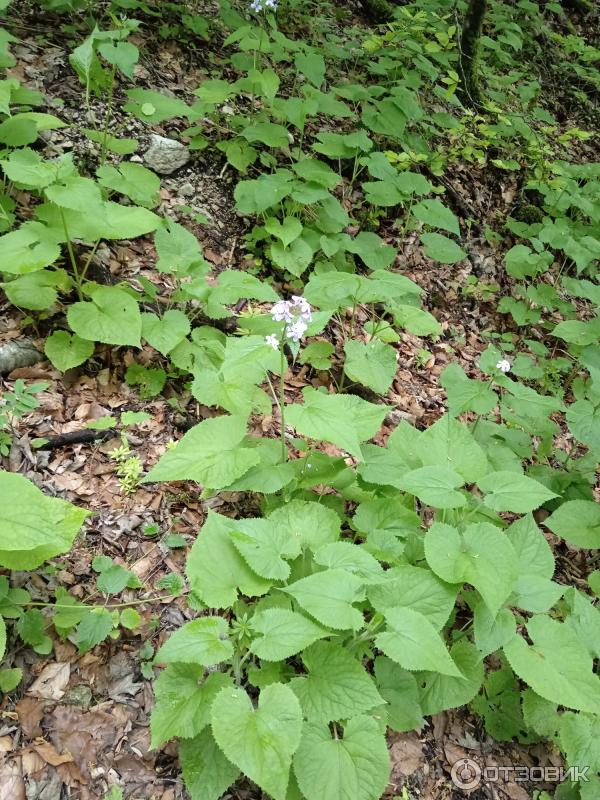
265, 334, 279, 350
286, 319, 308, 341
291, 295, 312, 322
271, 300, 293, 323
496, 359, 511, 373
250, 0, 277, 11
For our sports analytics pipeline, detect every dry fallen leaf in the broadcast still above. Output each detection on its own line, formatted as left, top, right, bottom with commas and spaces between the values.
28, 663, 70, 701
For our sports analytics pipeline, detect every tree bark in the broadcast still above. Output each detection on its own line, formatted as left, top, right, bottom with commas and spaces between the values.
457, 0, 488, 109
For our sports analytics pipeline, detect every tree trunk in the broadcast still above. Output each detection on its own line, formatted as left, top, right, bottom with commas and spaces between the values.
457, 0, 488, 109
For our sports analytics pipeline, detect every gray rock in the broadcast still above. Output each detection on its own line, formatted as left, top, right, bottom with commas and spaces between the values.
143, 134, 190, 175
179, 181, 195, 197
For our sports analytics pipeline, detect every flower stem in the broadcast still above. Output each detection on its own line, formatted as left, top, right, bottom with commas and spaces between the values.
280, 342, 287, 462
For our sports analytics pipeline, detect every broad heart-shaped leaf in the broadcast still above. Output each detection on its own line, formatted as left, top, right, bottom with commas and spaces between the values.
211, 683, 302, 800
293, 715, 390, 800
265, 216, 303, 248
0, 222, 61, 274
503, 615, 600, 715
367, 565, 457, 630
506, 514, 554, 579
155, 617, 233, 666
398, 465, 466, 508
313, 542, 385, 584
473, 603, 517, 657
419, 414, 489, 483
566, 399, 600, 451
227, 517, 301, 581
141, 310, 190, 355
412, 198, 460, 235
266, 500, 341, 552
154, 220, 208, 276
250, 609, 329, 661
144, 415, 259, 490
285, 388, 387, 459
180, 728, 240, 800
151, 666, 231, 749
417, 641, 484, 716
44, 331, 94, 371
375, 607, 462, 677
343, 339, 397, 394
440, 363, 498, 416
373, 657, 424, 733
421, 232, 466, 264
96, 161, 159, 208
290, 641, 384, 722
425, 522, 518, 615
67, 285, 142, 347
0, 472, 88, 570
477, 471, 557, 513
282, 569, 365, 630
186, 512, 271, 609
36, 200, 160, 241
546, 500, 600, 549
346, 231, 397, 270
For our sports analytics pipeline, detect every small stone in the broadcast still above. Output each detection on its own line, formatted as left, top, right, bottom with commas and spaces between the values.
62, 684, 92, 709
143, 134, 190, 175
179, 182, 195, 197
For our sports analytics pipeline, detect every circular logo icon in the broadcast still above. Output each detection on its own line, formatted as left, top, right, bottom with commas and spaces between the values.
451, 758, 482, 791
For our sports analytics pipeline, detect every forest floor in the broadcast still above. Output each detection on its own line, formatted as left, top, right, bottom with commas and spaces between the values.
0, 1, 599, 799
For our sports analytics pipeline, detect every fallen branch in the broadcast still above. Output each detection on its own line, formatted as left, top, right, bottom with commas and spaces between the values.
37, 428, 117, 450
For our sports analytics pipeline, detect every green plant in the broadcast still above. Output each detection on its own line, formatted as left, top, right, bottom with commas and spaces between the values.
0, 379, 48, 455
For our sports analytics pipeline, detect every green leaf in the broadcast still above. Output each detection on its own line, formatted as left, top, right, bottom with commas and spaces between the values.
0, 222, 61, 274
566, 399, 600, 451
228, 517, 301, 581
0, 668, 22, 693
419, 414, 489, 483
421, 232, 466, 264
144, 415, 259, 490
398, 465, 466, 508
346, 231, 397, 270
2, 270, 62, 310
376, 607, 462, 676
235, 171, 294, 215
124, 88, 192, 122
67, 285, 142, 347
186, 512, 271, 609
0, 471, 88, 570
391, 304, 442, 336
119, 608, 141, 630
96, 162, 160, 208
242, 122, 290, 148
293, 715, 390, 800
155, 220, 207, 276
290, 641, 384, 722
412, 199, 460, 235
151, 666, 231, 748
270, 237, 314, 277
299, 341, 334, 370
473, 604, 516, 657
141, 310, 190, 356
82, 128, 138, 155
267, 500, 341, 552
440, 363, 497, 415
314, 542, 384, 584
295, 50, 326, 87
45, 331, 94, 371
286, 388, 387, 459
504, 615, 600, 714
292, 158, 340, 189
211, 683, 302, 800
425, 522, 517, 615
367, 565, 457, 630
417, 641, 484, 716
180, 728, 240, 800
558, 711, 600, 774
265, 216, 303, 248
74, 608, 114, 653
373, 657, 424, 733
282, 569, 364, 630
98, 40, 139, 78
546, 500, 600, 549
477, 471, 557, 513
344, 339, 397, 394
155, 617, 233, 666
250, 609, 328, 661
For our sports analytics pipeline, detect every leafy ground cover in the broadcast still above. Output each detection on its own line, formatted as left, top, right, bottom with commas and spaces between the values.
0, 0, 599, 798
